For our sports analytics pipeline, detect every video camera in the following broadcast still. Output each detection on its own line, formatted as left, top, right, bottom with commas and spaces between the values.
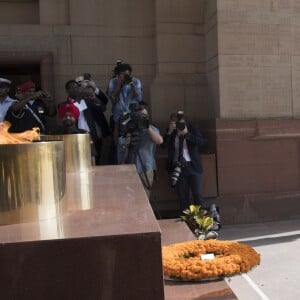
119, 103, 149, 138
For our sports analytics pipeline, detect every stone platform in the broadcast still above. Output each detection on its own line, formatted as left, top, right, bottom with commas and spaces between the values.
0, 163, 238, 300
0, 165, 164, 300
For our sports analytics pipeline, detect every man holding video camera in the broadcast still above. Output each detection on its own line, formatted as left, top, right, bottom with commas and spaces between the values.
125, 101, 163, 197
108, 62, 142, 164
164, 111, 205, 213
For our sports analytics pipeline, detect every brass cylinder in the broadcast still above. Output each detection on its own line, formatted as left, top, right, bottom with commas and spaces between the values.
41, 134, 92, 172
0, 141, 66, 225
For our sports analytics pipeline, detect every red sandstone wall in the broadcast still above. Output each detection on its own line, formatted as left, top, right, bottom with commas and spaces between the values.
216, 119, 300, 224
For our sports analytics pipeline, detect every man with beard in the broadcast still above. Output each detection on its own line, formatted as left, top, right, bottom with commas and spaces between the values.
58, 80, 108, 165
57, 102, 87, 134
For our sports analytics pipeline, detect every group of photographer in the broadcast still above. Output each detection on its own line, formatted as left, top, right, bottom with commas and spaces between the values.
0, 62, 206, 214
105, 62, 205, 210
107, 62, 164, 196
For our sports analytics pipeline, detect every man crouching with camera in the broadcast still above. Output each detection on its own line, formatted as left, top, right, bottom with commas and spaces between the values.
164, 111, 205, 214
126, 101, 163, 198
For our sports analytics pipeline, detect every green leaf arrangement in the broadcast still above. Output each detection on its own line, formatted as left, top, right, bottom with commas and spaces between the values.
180, 205, 218, 240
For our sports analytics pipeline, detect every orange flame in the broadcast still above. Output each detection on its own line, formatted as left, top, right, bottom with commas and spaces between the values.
0, 121, 41, 144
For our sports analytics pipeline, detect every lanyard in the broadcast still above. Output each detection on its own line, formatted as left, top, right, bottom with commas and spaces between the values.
120, 86, 130, 112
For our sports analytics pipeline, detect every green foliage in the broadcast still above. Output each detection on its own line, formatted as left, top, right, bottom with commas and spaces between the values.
180, 205, 218, 240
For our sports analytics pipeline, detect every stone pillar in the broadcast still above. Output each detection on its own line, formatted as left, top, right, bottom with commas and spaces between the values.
214, 0, 300, 224
39, 0, 70, 25
151, 0, 208, 124
217, 0, 293, 118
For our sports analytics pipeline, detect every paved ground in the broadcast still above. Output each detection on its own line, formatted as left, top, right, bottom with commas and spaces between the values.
219, 219, 300, 300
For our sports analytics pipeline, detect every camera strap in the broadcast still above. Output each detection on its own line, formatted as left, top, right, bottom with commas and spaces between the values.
25, 104, 45, 132
120, 87, 130, 113
178, 135, 185, 162
137, 150, 152, 191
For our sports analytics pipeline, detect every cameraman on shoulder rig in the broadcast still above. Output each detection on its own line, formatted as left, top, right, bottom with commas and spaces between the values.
108, 62, 142, 164
163, 111, 205, 214
125, 101, 163, 198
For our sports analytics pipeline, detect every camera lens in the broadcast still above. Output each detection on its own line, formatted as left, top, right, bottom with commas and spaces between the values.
123, 74, 132, 84
83, 73, 91, 80
177, 111, 184, 121
176, 121, 186, 131
169, 164, 182, 187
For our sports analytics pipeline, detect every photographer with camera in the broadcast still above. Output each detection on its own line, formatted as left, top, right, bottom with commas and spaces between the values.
76, 73, 109, 113
163, 111, 205, 214
5, 81, 56, 133
124, 101, 163, 198
57, 79, 110, 165
108, 62, 142, 164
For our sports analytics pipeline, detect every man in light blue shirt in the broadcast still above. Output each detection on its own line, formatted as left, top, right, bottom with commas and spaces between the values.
108, 63, 142, 163
0, 78, 16, 122
108, 63, 142, 122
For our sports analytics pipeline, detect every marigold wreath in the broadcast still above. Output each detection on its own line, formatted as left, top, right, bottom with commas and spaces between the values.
162, 240, 260, 280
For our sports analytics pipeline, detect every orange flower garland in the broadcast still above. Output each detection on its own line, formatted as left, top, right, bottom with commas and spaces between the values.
162, 240, 260, 280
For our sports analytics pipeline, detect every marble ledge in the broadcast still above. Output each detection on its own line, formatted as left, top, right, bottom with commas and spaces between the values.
0, 164, 161, 244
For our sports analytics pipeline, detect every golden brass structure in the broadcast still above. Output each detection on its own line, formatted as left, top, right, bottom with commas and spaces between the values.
0, 141, 66, 225
41, 134, 92, 172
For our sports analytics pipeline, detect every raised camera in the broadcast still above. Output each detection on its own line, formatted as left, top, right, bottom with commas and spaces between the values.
176, 110, 185, 130
83, 73, 92, 80
39, 91, 49, 98
123, 74, 133, 84
177, 110, 184, 121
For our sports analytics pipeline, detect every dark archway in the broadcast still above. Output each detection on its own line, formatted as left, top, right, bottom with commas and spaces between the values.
0, 51, 53, 96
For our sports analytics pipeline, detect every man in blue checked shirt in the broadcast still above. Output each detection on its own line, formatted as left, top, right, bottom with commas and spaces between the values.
108, 63, 143, 164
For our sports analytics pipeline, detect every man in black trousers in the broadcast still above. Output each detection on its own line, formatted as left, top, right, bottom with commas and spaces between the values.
164, 111, 205, 214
